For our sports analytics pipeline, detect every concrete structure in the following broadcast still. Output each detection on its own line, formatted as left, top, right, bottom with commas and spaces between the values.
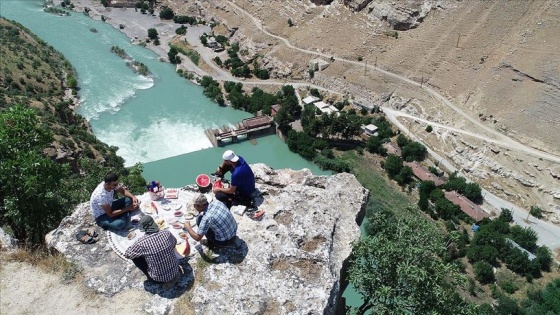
314, 101, 339, 115
405, 161, 446, 186
302, 95, 320, 104
444, 191, 490, 221
309, 58, 330, 71
205, 116, 276, 147
361, 124, 378, 136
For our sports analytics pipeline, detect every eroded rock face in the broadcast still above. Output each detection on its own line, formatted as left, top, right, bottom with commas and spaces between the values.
344, 0, 440, 30
46, 165, 367, 315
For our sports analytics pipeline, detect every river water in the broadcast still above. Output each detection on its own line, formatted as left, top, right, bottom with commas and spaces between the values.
0, 0, 329, 186
1, 0, 364, 307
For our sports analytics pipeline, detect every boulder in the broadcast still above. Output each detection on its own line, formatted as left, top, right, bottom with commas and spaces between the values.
46, 165, 367, 315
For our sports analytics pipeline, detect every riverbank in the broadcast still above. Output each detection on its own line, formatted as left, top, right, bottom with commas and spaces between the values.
66, 0, 209, 78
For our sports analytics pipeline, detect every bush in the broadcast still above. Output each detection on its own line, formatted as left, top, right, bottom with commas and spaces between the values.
175, 26, 187, 35
288, 18, 294, 27
147, 28, 158, 40
159, 7, 174, 20
426, 125, 433, 132
473, 261, 496, 284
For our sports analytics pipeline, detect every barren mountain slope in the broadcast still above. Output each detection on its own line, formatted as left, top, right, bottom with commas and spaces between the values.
159, 0, 560, 219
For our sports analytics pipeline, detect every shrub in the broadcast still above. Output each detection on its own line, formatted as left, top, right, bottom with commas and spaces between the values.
159, 7, 174, 20
474, 261, 495, 284
175, 26, 187, 35
426, 125, 433, 132
288, 18, 294, 27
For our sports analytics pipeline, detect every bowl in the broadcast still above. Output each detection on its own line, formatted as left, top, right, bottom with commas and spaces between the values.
174, 211, 183, 217
167, 217, 178, 224
174, 204, 183, 210
178, 232, 188, 239
172, 223, 182, 229
127, 231, 136, 240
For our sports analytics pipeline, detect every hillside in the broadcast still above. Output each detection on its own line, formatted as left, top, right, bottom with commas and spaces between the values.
154, 0, 560, 221
0, 18, 145, 243
0, 18, 122, 168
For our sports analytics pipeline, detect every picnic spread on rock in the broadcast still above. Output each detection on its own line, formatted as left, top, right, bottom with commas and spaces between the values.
92, 150, 263, 289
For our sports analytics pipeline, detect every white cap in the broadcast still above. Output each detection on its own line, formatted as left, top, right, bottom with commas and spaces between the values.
222, 150, 239, 162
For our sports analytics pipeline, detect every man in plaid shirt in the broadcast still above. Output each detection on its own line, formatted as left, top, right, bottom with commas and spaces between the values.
184, 194, 237, 248
125, 216, 181, 288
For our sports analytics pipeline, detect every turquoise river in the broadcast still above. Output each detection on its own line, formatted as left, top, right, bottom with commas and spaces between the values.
1, 0, 362, 308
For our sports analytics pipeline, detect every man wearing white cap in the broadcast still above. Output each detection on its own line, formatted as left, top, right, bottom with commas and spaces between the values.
213, 150, 255, 208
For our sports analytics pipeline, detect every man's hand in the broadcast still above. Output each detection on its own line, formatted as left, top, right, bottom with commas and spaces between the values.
184, 221, 191, 229
212, 185, 221, 193
132, 197, 139, 209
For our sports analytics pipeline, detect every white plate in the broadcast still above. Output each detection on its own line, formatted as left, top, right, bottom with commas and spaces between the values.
174, 204, 183, 210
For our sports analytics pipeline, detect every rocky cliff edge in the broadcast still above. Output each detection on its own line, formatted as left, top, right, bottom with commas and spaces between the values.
46, 164, 368, 314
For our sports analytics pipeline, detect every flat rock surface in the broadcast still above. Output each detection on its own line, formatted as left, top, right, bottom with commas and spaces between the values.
37, 165, 366, 314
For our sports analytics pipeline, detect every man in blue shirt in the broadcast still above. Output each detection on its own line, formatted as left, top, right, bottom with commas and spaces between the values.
213, 150, 256, 208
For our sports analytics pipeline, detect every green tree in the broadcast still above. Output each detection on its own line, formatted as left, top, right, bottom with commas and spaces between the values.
401, 141, 427, 162
384, 154, 403, 179
147, 28, 158, 40
534, 246, 553, 272
473, 261, 495, 284
498, 209, 514, 223
0, 105, 71, 244
159, 7, 174, 20
508, 225, 538, 252
66, 74, 77, 89
348, 211, 475, 315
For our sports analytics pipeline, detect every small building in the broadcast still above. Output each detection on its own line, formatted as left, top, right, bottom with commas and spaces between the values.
361, 124, 378, 136
314, 101, 330, 109
314, 101, 339, 115
309, 58, 329, 71
302, 95, 320, 105
405, 161, 445, 186
444, 191, 490, 221
271, 104, 281, 117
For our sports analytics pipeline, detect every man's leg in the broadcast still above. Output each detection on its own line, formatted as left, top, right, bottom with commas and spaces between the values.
95, 213, 129, 230
131, 257, 162, 283
103, 197, 131, 229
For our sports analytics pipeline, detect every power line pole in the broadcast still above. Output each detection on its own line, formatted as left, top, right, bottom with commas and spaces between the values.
375, 57, 378, 68
364, 60, 367, 74
456, 34, 461, 48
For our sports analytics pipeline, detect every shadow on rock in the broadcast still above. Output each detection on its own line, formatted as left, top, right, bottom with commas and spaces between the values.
143, 259, 194, 298
196, 237, 248, 264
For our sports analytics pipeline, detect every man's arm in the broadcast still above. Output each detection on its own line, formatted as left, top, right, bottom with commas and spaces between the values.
184, 221, 203, 241
101, 203, 131, 218
116, 186, 139, 209
212, 184, 237, 195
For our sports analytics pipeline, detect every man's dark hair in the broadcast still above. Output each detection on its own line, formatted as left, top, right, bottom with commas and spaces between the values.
104, 173, 119, 183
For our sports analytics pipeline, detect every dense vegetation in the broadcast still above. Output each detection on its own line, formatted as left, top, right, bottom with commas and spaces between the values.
0, 19, 145, 245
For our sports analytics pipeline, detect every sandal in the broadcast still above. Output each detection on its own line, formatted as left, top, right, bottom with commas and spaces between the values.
75, 230, 97, 244
249, 210, 265, 221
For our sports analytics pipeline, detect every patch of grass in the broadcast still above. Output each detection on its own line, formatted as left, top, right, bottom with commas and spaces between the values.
338, 150, 415, 216
3, 247, 82, 283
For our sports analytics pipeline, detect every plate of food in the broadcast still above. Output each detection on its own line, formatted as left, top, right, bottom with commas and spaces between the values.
172, 223, 182, 229
178, 232, 188, 239
167, 217, 179, 224
127, 231, 136, 240
155, 217, 168, 230
174, 204, 183, 210
184, 212, 196, 220
162, 204, 172, 211
174, 211, 183, 217
143, 203, 154, 214
165, 189, 178, 199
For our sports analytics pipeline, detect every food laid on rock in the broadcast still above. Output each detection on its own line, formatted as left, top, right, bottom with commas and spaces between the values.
165, 188, 178, 199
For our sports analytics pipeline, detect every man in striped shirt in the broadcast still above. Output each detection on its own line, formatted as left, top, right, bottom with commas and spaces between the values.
184, 194, 237, 248
125, 216, 180, 287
